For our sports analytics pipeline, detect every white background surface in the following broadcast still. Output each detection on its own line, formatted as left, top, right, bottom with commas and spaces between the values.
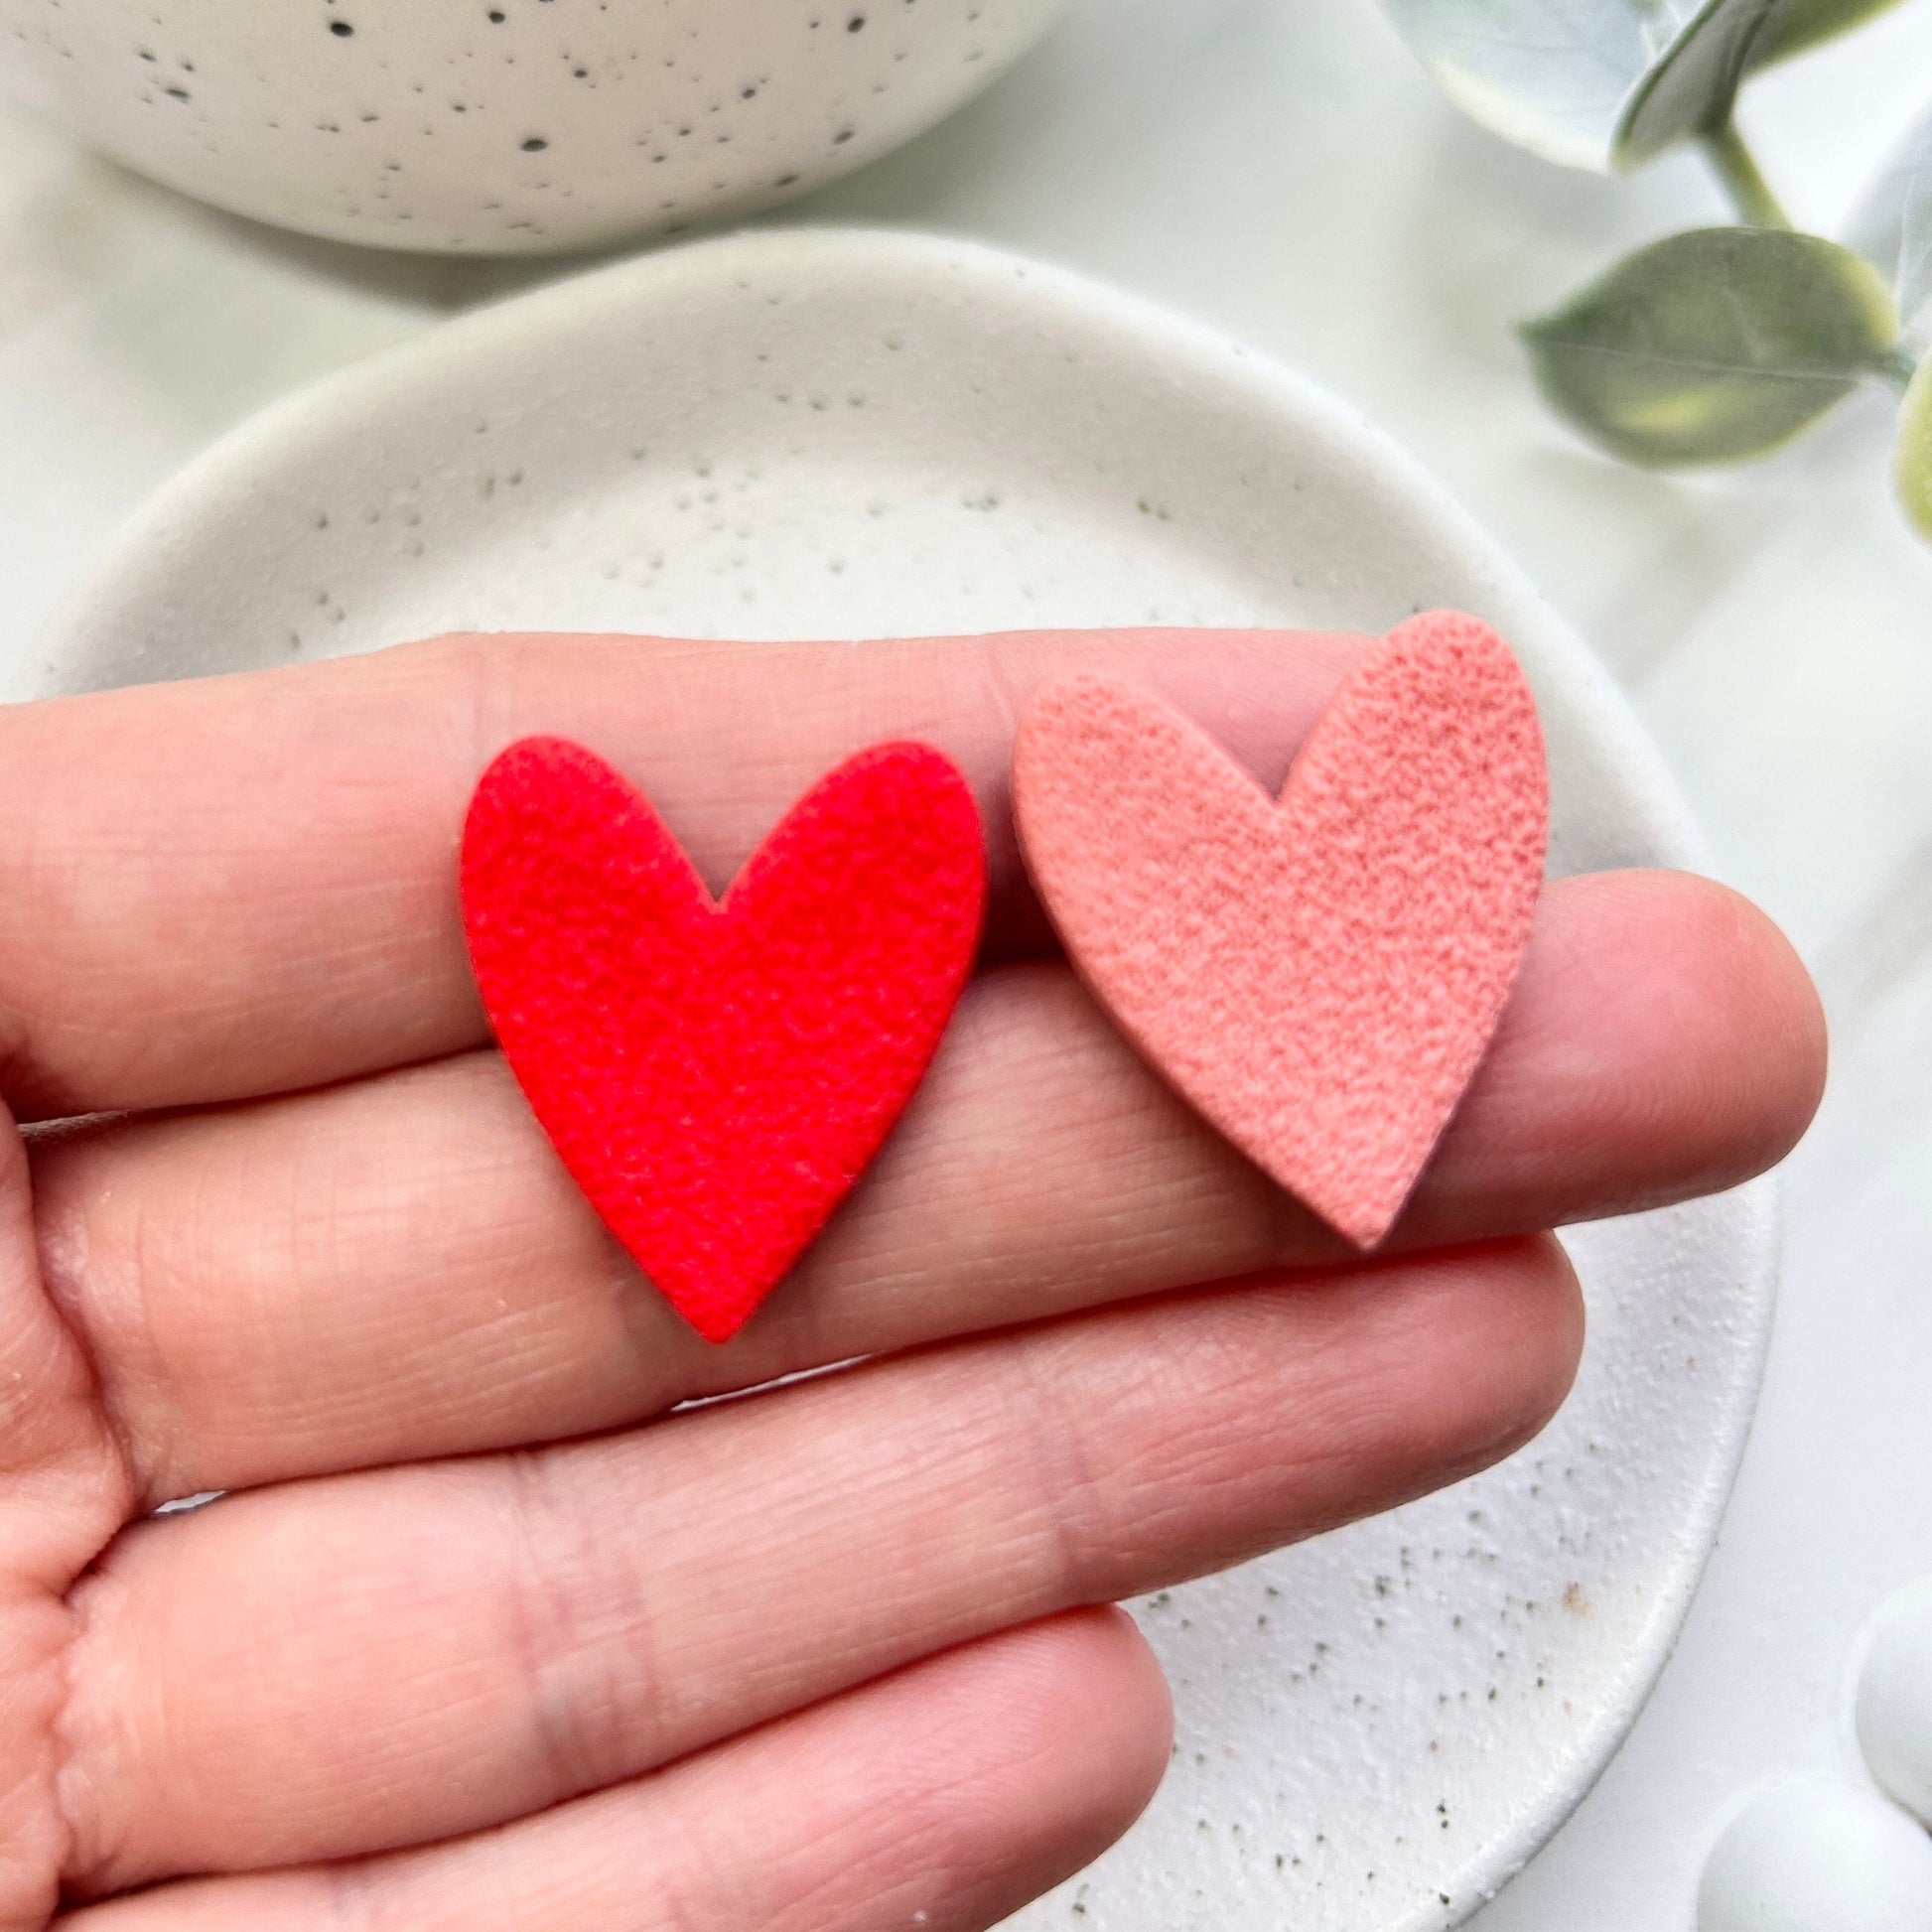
3, 0, 1932, 1922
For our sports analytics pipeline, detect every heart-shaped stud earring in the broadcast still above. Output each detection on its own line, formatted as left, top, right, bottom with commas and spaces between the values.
1012, 611, 1548, 1249
463, 737, 986, 1343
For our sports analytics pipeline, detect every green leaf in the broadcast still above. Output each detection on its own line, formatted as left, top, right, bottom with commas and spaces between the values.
1846, 98, 1932, 338
1613, 0, 1895, 166
1897, 353, 1932, 540
1614, 0, 1776, 166
1522, 227, 1900, 465
1380, 0, 1902, 175
1378, 0, 1725, 173
1750, 0, 1907, 68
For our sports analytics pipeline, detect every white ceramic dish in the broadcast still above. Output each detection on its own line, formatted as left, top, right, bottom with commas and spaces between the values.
0, 0, 1060, 253
34, 228, 1778, 1931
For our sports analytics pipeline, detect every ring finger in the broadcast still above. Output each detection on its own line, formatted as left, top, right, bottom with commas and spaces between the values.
55, 1238, 1583, 1893
64, 1611, 1172, 1932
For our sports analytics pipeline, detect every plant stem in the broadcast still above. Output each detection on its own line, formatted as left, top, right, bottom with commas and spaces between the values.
1698, 121, 1790, 229
1874, 345, 1920, 395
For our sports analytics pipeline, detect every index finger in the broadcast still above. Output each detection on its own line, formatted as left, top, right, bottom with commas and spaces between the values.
0, 627, 1367, 1117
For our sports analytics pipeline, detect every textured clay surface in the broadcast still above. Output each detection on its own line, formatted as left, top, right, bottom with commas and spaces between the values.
1015, 611, 1550, 1248
463, 735, 985, 1342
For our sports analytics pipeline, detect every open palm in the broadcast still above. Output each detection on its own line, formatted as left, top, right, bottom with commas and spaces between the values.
0, 627, 1823, 1930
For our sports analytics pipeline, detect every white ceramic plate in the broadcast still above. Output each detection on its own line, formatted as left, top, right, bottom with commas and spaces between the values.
34, 228, 1777, 1931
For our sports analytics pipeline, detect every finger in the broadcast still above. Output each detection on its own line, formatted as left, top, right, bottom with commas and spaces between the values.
37, 869, 1819, 1504
56, 1238, 1582, 1890
63, 1609, 1170, 1932
0, 626, 1367, 1118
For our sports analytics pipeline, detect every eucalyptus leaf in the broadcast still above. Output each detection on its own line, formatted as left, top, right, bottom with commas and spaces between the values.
1522, 227, 1899, 464
1384, 0, 1897, 174
1846, 98, 1932, 338
1615, 0, 1776, 164
1750, 0, 1906, 67
1383, 0, 1720, 170
1897, 352, 1932, 539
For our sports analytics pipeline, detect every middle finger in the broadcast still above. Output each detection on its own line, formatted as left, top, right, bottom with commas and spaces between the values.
34, 869, 1816, 1506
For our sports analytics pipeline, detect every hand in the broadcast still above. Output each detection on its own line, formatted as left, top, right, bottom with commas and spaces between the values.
0, 628, 1823, 1930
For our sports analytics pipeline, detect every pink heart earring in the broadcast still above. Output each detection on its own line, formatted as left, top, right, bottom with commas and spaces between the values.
1011, 610, 1549, 1249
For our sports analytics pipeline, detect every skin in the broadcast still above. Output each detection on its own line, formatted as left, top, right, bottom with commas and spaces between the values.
0, 628, 1825, 1929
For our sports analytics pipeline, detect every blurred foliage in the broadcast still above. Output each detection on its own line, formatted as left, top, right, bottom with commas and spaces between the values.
1522, 228, 1897, 463
1898, 356, 1932, 537
1382, 0, 1905, 172
1385, 0, 1928, 538
1847, 98, 1932, 338
1750, 0, 1906, 66
1616, 0, 1780, 166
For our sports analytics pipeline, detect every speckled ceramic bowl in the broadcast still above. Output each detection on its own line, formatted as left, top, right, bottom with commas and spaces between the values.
0, 0, 1062, 253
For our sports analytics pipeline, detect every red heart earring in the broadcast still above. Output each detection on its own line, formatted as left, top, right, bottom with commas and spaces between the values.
462, 736, 986, 1344
1012, 611, 1548, 1250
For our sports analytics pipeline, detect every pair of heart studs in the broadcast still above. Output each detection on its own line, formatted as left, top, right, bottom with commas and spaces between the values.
462, 611, 1550, 1345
